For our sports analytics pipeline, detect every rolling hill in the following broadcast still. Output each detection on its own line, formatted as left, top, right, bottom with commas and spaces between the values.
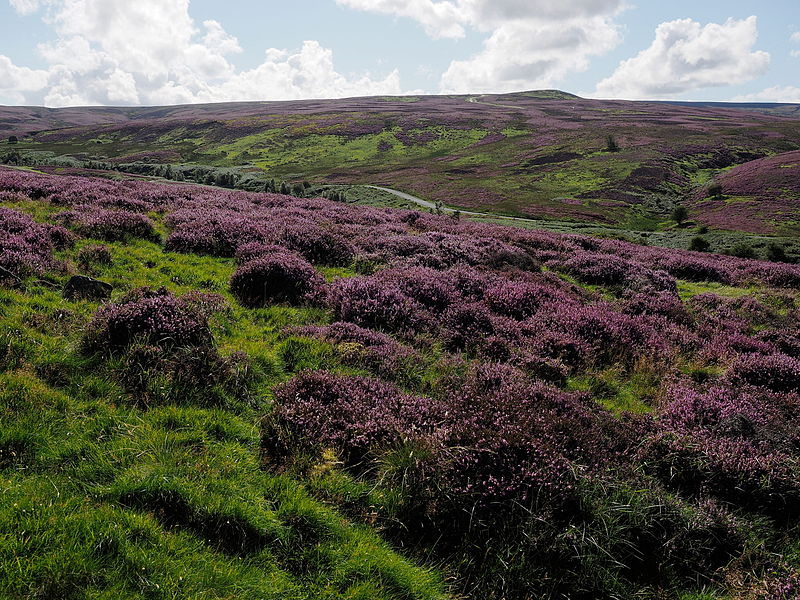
3, 91, 800, 233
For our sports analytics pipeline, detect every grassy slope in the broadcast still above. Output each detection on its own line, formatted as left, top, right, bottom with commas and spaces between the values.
4, 92, 800, 232
0, 211, 450, 599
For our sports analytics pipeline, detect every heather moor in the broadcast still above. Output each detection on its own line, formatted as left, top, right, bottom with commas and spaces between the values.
3, 84, 800, 598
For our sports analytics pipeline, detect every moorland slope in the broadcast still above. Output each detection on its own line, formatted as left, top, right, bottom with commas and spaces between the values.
3, 91, 800, 233
3, 166, 800, 598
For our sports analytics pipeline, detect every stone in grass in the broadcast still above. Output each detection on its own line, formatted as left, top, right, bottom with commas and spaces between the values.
63, 275, 113, 301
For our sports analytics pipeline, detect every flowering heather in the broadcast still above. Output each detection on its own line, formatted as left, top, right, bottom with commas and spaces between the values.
234, 242, 294, 264
485, 279, 572, 319
761, 572, 800, 600
280, 224, 355, 266
82, 287, 214, 353
230, 253, 323, 308
727, 352, 800, 393
271, 370, 446, 464
290, 321, 417, 380
326, 276, 423, 333
557, 253, 676, 293
57, 207, 160, 243
0, 207, 72, 281
637, 431, 800, 513
441, 302, 495, 351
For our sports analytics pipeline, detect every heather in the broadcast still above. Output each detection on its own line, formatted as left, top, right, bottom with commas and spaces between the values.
0, 206, 73, 282
4, 167, 800, 598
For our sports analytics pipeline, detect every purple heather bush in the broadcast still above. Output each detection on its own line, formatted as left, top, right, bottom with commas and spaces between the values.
234, 241, 295, 264
557, 252, 676, 294
727, 352, 800, 393
57, 207, 160, 242
485, 279, 569, 320
83, 287, 214, 353
165, 212, 269, 256
442, 302, 495, 352
280, 223, 355, 266
290, 321, 417, 380
270, 370, 446, 465
230, 253, 323, 308
326, 276, 424, 333
637, 431, 800, 513
0, 207, 73, 282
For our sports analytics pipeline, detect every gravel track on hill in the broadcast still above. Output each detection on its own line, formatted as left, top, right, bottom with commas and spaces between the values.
366, 185, 542, 224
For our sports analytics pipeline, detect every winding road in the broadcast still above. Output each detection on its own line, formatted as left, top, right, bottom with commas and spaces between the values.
366, 185, 543, 225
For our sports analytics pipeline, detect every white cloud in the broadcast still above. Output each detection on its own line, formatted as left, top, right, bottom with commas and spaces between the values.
9, 0, 43, 15
593, 17, 770, 99
733, 85, 800, 103
209, 41, 403, 103
441, 17, 620, 93
0, 55, 49, 104
339, 0, 626, 93
3, 0, 403, 106
335, 0, 465, 39
792, 31, 800, 43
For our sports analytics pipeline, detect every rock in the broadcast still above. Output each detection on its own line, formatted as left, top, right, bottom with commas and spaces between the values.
63, 275, 113, 301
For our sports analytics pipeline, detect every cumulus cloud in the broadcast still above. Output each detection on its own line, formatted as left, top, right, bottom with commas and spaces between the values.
338, 0, 626, 93
441, 17, 620, 93
733, 85, 800, 103
0, 55, 49, 104
593, 17, 770, 99
335, 0, 466, 39
2, 0, 403, 106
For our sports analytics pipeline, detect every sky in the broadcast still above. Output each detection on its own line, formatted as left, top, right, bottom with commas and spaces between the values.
0, 0, 798, 107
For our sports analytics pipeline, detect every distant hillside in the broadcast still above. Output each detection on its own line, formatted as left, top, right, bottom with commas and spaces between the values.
690, 150, 800, 235
3, 91, 800, 232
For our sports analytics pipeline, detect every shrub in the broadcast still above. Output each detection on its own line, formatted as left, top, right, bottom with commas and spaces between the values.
165, 215, 267, 256
281, 225, 355, 266
83, 288, 213, 353
727, 352, 800, 393
76, 244, 113, 269
58, 208, 160, 242
326, 276, 422, 333
727, 242, 757, 260
557, 253, 675, 293
637, 431, 799, 514
688, 236, 710, 252
442, 302, 495, 351
0, 207, 72, 282
671, 205, 689, 226
234, 242, 291, 264
766, 242, 790, 263
291, 322, 417, 381
269, 371, 444, 465
485, 280, 565, 319
230, 253, 323, 308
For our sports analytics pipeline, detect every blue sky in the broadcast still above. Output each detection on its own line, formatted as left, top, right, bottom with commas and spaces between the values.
0, 0, 798, 106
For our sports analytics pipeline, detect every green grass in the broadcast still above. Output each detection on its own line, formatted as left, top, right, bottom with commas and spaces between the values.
0, 202, 453, 599
676, 280, 755, 301
568, 368, 659, 414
